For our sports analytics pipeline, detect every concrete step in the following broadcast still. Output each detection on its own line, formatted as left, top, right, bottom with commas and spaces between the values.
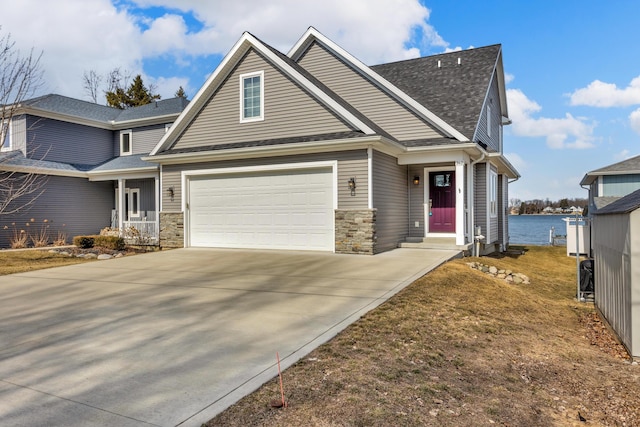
399, 237, 472, 251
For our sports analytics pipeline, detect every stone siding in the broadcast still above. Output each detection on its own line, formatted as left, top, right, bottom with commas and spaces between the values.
335, 209, 377, 255
159, 212, 184, 248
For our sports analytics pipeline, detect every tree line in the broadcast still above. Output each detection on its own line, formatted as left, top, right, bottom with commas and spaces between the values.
509, 197, 588, 215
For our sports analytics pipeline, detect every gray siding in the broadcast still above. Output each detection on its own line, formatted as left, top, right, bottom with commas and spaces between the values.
119, 178, 156, 214
26, 115, 114, 165
474, 75, 502, 152
489, 165, 499, 243
0, 174, 113, 248
372, 150, 408, 252
593, 211, 640, 357
408, 165, 425, 237
297, 42, 444, 142
172, 49, 353, 151
475, 163, 488, 238
602, 174, 640, 197
498, 174, 508, 248
117, 124, 168, 156
161, 150, 369, 212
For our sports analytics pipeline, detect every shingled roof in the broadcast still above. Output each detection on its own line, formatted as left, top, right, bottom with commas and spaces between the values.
594, 188, 640, 215
580, 154, 640, 186
371, 44, 502, 141
20, 94, 188, 125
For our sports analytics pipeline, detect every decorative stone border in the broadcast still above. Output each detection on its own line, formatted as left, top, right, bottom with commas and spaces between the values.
467, 261, 530, 284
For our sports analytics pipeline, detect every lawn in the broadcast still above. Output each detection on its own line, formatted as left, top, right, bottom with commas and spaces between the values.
0, 249, 92, 276
206, 246, 639, 427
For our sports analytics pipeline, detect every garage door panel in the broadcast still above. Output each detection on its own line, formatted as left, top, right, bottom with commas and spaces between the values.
188, 168, 334, 251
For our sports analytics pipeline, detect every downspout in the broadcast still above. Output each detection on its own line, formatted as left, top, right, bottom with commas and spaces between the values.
469, 153, 485, 257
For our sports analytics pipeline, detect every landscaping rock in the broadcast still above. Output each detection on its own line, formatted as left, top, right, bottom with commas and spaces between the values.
468, 261, 530, 285
97, 254, 113, 260
84, 253, 98, 259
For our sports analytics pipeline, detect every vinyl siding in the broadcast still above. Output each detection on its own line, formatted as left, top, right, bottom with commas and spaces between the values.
408, 165, 425, 238
116, 124, 168, 156
0, 174, 113, 248
26, 115, 114, 165
172, 49, 353, 151
475, 163, 488, 238
498, 173, 508, 247
602, 174, 640, 197
474, 75, 502, 152
161, 150, 369, 212
372, 150, 408, 252
593, 211, 638, 356
297, 42, 444, 142
118, 178, 156, 214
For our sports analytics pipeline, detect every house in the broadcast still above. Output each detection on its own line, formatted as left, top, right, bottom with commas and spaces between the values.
145, 27, 519, 255
590, 188, 640, 358
580, 154, 640, 215
0, 94, 188, 247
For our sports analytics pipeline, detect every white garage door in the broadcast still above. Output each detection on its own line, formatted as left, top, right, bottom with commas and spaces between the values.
188, 167, 334, 251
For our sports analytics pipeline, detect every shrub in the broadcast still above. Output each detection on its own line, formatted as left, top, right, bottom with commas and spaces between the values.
73, 235, 96, 249
7, 223, 28, 249
94, 235, 125, 250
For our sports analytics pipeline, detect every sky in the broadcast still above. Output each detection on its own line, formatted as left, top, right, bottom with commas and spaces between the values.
1, 0, 639, 202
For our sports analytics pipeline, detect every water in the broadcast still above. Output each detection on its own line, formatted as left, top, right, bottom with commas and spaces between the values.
509, 214, 571, 245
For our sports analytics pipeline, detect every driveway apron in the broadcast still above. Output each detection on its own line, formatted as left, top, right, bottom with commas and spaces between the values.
0, 247, 459, 426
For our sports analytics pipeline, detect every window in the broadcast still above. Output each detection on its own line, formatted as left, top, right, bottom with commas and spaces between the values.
129, 188, 140, 218
487, 104, 492, 137
490, 170, 498, 217
1, 120, 11, 151
120, 130, 132, 155
240, 71, 264, 122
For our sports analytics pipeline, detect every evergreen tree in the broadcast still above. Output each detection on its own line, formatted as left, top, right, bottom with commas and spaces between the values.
175, 86, 187, 99
105, 74, 160, 109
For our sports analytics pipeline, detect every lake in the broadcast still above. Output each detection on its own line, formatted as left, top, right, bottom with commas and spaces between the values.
509, 214, 572, 245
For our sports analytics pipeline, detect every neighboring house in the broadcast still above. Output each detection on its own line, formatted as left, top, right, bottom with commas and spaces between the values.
0, 94, 188, 247
580, 154, 640, 215
145, 27, 519, 255
591, 188, 640, 359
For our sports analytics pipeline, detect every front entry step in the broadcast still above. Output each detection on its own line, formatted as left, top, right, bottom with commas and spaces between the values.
399, 237, 472, 251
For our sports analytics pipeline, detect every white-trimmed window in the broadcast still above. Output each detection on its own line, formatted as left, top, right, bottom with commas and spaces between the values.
129, 188, 140, 218
120, 130, 132, 155
240, 71, 264, 122
490, 169, 498, 217
1, 120, 11, 151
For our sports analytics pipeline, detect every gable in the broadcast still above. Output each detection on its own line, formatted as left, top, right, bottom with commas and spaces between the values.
169, 48, 356, 152
297, 42, 445, 142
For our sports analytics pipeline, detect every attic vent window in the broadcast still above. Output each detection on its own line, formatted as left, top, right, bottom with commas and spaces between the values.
240, 71, 264, 122
120, 130, 132, 156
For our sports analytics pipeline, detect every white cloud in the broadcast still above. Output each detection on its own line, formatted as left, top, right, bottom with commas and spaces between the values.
630, 108, 640, 135
569, 76, 640, 107
614, 149, 632, 161
504, 73, 515, 85
507, 89, 595, 149
504, 152, 526, 171
0, 0, 450, 100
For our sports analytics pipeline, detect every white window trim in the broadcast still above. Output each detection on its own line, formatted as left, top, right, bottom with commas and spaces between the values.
1, 119, 11, 152
120, 129, 133, 156
490, 169, 498, 218
239, 70, 264, 123
129, 188, 140, 218
487, 104, 492, 138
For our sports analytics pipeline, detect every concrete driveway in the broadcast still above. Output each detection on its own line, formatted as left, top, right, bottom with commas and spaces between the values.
0, 247, 459, 426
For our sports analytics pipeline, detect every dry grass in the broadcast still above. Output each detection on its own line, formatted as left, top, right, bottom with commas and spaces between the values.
207, 246, 639, 427
0, 250, 91, 275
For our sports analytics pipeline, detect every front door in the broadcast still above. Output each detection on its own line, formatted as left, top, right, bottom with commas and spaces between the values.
428, 171, 455, 233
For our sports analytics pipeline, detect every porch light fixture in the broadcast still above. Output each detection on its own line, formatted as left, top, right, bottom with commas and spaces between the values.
348, 177, 356, 196
167, 186, 174, 201
413, 175, 420, 186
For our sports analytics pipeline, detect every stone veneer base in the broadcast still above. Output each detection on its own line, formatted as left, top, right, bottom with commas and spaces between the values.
334, 209, 377, 255
159, 212, 184, 248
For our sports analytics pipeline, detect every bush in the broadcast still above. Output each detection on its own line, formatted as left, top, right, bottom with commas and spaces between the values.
73, 235, 96, 248
94, 235, 125, 250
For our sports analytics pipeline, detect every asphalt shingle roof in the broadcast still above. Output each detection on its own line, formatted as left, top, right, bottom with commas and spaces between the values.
587, 154, 640, 174
371, 45, 501, 141
594, 189, 640, 215
90, 154, 157, 172
21, 94, 188, 124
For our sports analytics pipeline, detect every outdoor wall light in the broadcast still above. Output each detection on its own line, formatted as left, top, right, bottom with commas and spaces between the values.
413, 175, 420, 185
348, 177, 356, 196
167, 186, 174, 201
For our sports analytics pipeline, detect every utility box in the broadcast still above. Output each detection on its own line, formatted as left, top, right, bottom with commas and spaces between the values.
564, 217, 590, 257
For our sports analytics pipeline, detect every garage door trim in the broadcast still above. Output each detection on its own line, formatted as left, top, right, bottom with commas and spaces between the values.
182, 160, 338, 250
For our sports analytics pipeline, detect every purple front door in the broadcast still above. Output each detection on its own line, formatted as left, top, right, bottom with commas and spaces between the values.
428, 171, 455, 233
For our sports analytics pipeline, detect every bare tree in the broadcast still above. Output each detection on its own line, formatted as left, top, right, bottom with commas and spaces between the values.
82, 69, 102, 103
0, 29, 46, 215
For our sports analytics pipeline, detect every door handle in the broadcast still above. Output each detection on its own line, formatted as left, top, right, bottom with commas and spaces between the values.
429, 199, 433, 216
